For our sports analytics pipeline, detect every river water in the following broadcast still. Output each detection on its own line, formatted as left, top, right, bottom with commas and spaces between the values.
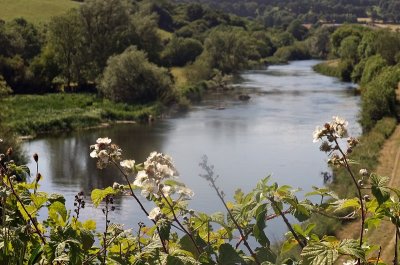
23, 60, 361, 239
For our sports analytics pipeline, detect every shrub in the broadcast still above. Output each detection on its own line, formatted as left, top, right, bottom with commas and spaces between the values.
99, 46, 173, 104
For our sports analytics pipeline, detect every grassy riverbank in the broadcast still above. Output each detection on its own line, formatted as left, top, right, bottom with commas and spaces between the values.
1, 93, 162, 137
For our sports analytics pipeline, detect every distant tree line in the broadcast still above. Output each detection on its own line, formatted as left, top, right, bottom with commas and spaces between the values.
175, 0, 400, 25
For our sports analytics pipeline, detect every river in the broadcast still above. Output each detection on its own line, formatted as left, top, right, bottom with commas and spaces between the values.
23, 60, 361, 239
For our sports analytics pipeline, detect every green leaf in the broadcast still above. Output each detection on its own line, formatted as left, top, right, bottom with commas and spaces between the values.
253, 206, 269, 247
332, 198, 360, 212
301, 241, 339, 265
81, 229, 95, 251
370, 174, 390, 205
28, 245, 43, 265
218, 243, 245, 265
48, 201, 67, 221
293, 203, 311, 222
91, 187, 116, 207
256, 247, 277, 263
158, 219, 171, 242
338, 239, 365, 261
282, 238, 299, 253
17, 202, 36, 221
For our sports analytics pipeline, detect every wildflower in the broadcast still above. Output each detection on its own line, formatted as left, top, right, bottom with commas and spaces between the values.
319, 141, 332, 152
343, 260, 357, 265
177, 186, 195, 199
359, 168, 369, 177
120, 159, 136, 174
312, 126, 324, 142
140, 179, 158, 197
161, 185, 172, 197
133, 171, 147, 187
330, 116, 348, 138
96, 137, 112, 145
98, 150, 109, 164
148, 207, 161, 221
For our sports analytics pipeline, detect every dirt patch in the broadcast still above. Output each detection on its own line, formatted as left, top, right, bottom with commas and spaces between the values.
336, 125, 400, 263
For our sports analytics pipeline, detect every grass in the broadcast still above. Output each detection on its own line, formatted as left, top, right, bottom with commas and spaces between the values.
157, 29, 173, 42
312, 59, 341, 79
170, 67, 189, 88
0, 0, 79, 24
1, 93, 161, 136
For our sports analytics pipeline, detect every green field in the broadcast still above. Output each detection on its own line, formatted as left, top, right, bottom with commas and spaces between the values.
0, 0, 79, 24
1, 93, 160, 136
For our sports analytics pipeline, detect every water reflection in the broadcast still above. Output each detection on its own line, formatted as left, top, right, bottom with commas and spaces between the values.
23, 60, 361, 239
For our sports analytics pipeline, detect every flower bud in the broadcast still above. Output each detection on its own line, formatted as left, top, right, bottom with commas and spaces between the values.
359, 169, 369, 177
6, 147, 12, 156
33, 153, 38, 163
363, 194, 371, 202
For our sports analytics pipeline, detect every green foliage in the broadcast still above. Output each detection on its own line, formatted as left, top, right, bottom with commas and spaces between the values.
161, 37, 203, 67
359, 55, 387, 86
360, 66, 399, 131
0, 93, 161, 136
99, 46, 173, 104
273, 42, 311, 62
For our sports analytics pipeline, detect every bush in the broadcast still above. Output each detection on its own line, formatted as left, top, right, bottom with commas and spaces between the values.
273, 42, 310, 61
161, 37, 203, 67
99, 46, 173, 104
360, 66, 400, 131
359, 55, 387, 86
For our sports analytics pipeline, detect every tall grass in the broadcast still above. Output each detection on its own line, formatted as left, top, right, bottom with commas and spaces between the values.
1, 93, 160, 136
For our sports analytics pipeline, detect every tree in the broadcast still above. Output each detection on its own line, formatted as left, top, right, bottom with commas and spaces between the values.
161, 37, 203, 66
201, 27, 254, 74
99, 47, 173, 104
48, 10, 84, 89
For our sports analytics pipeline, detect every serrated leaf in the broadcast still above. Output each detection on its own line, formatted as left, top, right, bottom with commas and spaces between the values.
338, 239, 365, 261
91, 187, 116, 207
332, 198, 360, 212
370, 174, 390, 205
256, 247, 277, 263
83, 219, 96, 230
218, 243, 245, 265
253, 206, 269, 247
301, 240, 339, 265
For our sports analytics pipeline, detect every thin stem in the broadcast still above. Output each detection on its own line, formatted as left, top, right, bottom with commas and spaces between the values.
200, 159, 260, 264
376, 246, 382, 265
112, 161, 168, 253
6, 176, 46, 244
268, 197, 305, 248
160, 192, 201, 254
102, 196, 110, 265
333, 137, 365, 249
395, 226, 399, 265
210, 180, 260, 264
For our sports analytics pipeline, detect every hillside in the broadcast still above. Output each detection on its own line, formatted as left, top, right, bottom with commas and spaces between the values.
0, 0, 79, 24
175, 0, 400, 25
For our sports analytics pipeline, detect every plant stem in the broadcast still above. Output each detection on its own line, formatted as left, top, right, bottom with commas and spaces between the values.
269, 197, 305, 248
210, 179, 260, 264
395, 226, 399, 265
112, 161, 168, 253
5, 176, 46, 244
333, 137, 365, 249
160, 192, 201, 254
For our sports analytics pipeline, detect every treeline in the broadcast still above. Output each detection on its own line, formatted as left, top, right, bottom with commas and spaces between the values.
0, 0, 320, 105
313, 25, 400, 131
175, 0, 400, 25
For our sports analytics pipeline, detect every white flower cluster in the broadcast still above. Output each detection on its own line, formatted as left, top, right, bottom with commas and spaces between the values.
133, 152, 194, 201
313, 116, 349, 143
90, 138, 122, 169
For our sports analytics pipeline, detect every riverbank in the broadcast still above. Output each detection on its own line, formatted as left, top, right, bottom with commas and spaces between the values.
0, 93, 163, 137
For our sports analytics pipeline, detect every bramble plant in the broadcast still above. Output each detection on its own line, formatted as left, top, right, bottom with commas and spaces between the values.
0, 117, 399, 264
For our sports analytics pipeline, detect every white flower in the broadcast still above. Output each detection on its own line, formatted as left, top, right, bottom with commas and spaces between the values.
313, 126, 324, 142
343, 260, 357, 265
161, 185, 172, 197
120, 160, 136, 173
98, 150, 109, 163
177, 187, 194, 199
90, 149, 98, 158
148, 207, 161, 220
133, 171, 147, 187
140, 179, 158, 197
96, 137, 112, 144
330, 116, 348, 138
359, 168, 368, 176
